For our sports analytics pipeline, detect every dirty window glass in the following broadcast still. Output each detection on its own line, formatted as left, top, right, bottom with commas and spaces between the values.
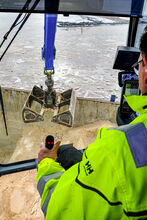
135, 0, 147, 47
143, 0, 147, 16
0, 13, 129, 164
0, 0, 136, 16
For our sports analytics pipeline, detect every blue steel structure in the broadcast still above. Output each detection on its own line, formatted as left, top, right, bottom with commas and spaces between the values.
41, 14, 58, 108
131, 0, 145, 16
43, 14, 57, 72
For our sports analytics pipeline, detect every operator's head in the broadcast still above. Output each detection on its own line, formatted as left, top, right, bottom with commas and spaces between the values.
138, 32, 147, 94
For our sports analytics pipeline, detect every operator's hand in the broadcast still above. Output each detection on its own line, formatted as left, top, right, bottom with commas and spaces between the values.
38, 141, 61, 164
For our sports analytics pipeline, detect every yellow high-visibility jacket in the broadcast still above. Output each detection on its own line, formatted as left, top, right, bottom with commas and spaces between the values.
37, 95, 147, 220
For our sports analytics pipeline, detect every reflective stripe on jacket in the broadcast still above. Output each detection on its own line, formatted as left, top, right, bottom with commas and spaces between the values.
37, 95, 147, 220
37, 158, 65, 216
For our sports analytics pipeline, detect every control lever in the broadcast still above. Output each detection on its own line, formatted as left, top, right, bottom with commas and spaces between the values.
0, 136, 55, 177
45, 135, 54, 150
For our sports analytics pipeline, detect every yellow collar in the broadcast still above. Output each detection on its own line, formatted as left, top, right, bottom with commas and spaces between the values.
124, 95, 147, 114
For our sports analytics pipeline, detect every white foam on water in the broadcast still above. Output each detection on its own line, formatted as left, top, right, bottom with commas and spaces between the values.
57, 15, 116, 25
24, 46, 34, 49
16, 59, 25, 64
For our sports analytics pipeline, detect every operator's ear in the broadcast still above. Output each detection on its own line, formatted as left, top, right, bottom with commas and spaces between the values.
144, 57, 147, 85
143, 57, 147, 68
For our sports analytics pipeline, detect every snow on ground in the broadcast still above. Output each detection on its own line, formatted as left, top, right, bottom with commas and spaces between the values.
57, 15, 116, 26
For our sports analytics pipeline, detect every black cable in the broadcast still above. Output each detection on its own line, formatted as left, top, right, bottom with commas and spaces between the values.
0, 0, 32, 48
1, 11, 28, 46
0, 87, 8, 136
15, 13, 28, 27
0, 0, 40, 62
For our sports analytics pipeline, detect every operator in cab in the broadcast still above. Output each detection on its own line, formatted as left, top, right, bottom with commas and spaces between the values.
37, 32, 147, 219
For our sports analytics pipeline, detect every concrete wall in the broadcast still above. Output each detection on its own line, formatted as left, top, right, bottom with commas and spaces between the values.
0, 88, 29, 162
73, 97, 119, 127
0, 87, 119, 162
0, 87, 119, 127
0, 87, 119, 130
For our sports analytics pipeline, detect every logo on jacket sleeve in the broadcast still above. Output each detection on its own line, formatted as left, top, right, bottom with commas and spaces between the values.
83, 161, 94, 175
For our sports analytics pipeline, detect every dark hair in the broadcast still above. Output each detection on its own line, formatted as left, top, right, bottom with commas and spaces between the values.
140, 32, 147, 58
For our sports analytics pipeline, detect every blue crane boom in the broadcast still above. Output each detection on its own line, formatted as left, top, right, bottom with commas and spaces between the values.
22, 12, 76, 126
43, 14, 57, 71
41, 13, 58, 109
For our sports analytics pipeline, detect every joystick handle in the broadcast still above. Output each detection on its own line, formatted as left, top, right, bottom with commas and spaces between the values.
45, 135, 54, 150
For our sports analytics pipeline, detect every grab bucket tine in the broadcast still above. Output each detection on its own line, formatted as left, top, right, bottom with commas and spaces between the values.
52, 89, 76, 127
22, 86, 45, 123
22, 86, 76, 126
